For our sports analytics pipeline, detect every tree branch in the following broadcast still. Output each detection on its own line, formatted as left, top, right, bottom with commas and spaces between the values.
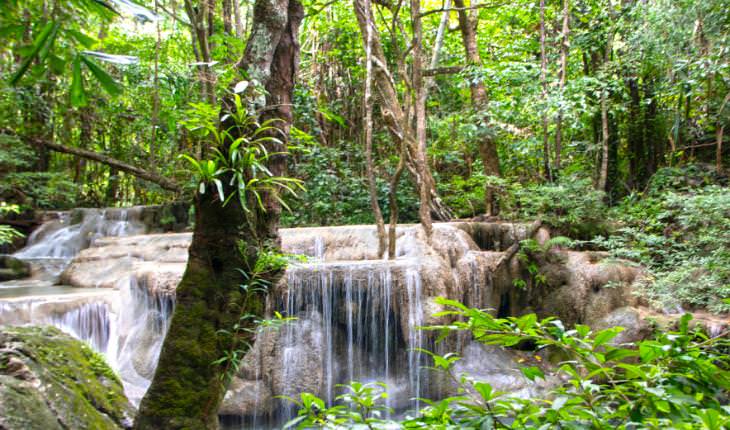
423, 65, 464, 76
419, 1, 508, 18
42, 140, 181, 192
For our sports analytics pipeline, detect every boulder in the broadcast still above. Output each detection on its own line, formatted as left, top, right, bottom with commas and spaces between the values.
0, 255, 30, 281
591, 306, 652, 344
0, 326, 134, 429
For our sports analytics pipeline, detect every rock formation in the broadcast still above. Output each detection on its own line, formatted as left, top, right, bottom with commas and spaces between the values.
0, 326, 134, 429
1, 208, 652, 425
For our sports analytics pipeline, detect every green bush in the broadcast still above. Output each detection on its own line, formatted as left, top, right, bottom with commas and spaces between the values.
286, 298, 730, 429
501, 177, 608, 239
282, 144, 419, 227
596, 185, 730, 313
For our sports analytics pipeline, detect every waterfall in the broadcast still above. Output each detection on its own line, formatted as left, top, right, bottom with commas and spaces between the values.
2, 207, 169, 406
269, 259, 425, 424
109, 276, 175, 405
50, 301, 112, 352
405, 268, 423, 412
15, 208, 145, 262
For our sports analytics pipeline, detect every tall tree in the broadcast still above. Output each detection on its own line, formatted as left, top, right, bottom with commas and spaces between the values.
410, 0, 434, 239
554, 0, 569, 174
360, 0, 387, 257
453, 0, 501, 215
539, 0, 552, 182
133, 0, 303, 428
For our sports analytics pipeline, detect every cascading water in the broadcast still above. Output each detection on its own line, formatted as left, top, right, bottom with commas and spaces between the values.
241, 258, 429, 426
4, 214, 571, 429
0, 207, 173, 406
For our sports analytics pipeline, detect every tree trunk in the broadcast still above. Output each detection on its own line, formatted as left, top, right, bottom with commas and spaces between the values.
352, 0, 452, 221
42, 140, 180, 192
223, 0, 233, 35
360, 0, 387, 257
718, 125, 725, 175
554, 0, 569, 174
133, 0, 303, 428
717, 92, 729, 175
597, 90, 609, 192
410, 0, 433, 240
453, 0, 500, 215
626, 76, 647, 189
539, 0, 552, 182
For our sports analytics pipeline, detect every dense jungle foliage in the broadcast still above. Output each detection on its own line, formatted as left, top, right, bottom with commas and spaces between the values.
1, 0, 727, 312
0, 0, 728, 427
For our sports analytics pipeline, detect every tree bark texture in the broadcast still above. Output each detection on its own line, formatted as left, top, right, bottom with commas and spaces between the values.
554, 0, 569, 173
539, 0, 552, 182
359, 0, 387, 257
410, 0, 434, 240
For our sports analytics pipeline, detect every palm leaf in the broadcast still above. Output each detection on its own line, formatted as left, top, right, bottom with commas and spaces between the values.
80, 55, 122, 96
10, 21, 60, 85
70, 56, 88, 107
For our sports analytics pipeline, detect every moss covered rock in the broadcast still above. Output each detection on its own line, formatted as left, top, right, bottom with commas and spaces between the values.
0, 255, 30, 281
0, 326, 134, 429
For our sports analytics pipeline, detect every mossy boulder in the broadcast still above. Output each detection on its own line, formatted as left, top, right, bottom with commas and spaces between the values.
0, 255, 30, 281
0, 326, 134, 429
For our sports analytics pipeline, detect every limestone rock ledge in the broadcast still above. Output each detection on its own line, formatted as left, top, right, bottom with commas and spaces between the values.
0, 326, 134, 430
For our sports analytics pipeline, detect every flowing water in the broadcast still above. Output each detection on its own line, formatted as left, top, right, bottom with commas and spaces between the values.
0, 208, 173, 405
2, 211, 521, 428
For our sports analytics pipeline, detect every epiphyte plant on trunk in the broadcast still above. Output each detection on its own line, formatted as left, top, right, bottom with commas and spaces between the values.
213, 248, 302, 387
179, 84, 305, 218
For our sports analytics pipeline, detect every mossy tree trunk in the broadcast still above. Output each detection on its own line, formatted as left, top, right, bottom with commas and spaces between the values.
133, 0, 303, 428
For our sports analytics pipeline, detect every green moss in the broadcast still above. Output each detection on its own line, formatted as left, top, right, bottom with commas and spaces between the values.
0, 326, 133, 430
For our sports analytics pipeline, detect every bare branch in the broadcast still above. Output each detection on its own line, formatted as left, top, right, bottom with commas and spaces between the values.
419, 1, 508, 18
42, 140, 181, 192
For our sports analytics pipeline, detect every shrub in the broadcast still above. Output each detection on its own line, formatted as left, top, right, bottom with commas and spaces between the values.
598, 185, 730, 313
286, 298, 730, 429
501, 177, 608, 239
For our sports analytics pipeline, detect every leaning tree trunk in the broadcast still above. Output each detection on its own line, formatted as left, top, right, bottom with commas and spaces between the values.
133, 0, 303, 428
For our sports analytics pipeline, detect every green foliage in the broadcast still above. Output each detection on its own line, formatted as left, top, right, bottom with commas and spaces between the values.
283, 381, 394, 429
0, 202, 24, 246
596, 180, 730, 313
287, 298, 730, 429
281, 144, 420, 227
502, 177, 608, 239
179, 90, 304, 212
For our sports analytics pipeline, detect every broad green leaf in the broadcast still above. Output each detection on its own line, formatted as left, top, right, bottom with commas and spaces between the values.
80, 55, 122, 96
521, 366, 545, 381
70, 56, 88, 107
10, 21, 60, 85
593, 327, 623, 348
65, 29, 97, 48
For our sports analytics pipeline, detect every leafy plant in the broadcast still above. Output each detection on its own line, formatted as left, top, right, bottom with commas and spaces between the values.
597, 182, 730, 313
0, 202, 23, 246
285, 298, 730, 429
502, 177, 608, 239
180, 90, 304, 212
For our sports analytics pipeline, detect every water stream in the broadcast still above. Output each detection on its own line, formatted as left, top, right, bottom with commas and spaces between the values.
1, 209, 521, 428
0, 208, 173, 405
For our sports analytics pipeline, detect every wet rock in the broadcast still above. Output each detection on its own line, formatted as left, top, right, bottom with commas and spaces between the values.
0, 255, 30, 281
220, 378, 274, 416
591, 306, 651, 344
0, 326, 134, 430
